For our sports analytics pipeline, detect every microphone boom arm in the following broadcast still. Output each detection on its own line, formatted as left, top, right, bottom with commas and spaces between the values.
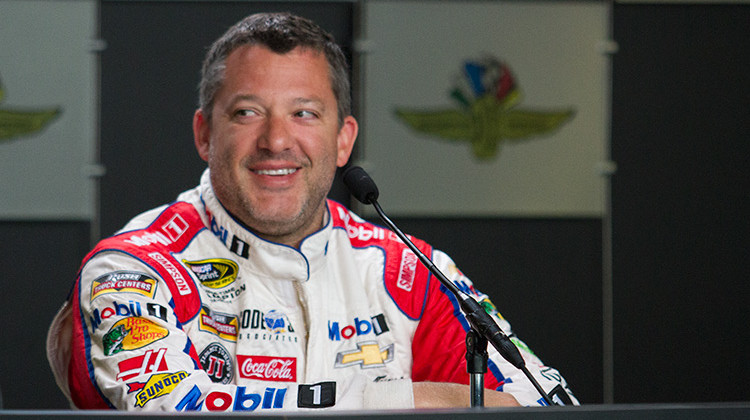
369, 200, 554, 406
343, 165, 556, 406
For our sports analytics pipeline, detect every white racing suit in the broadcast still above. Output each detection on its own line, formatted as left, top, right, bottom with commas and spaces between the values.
47, 169, 577, 411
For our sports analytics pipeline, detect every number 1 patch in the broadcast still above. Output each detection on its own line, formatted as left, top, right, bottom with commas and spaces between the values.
298, 381, 336, 408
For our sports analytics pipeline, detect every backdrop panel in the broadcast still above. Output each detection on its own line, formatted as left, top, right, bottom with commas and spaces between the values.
362, 0, 609, 217
0, 0, 97, 220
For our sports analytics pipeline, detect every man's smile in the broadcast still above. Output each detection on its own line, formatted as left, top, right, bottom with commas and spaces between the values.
253, 168, 298, 176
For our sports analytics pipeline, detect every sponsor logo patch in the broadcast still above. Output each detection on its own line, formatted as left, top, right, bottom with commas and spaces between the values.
204, 283, 246, 302
238, 309, 297, 342
198, 306, 238, 342
328, 314, 390, 341
397, 249, 418, 292
237, 355, 296, 382
102, 317, 169, 356
116, 348, 168, 382
176, 385, 286, 411
122, 214, 188, 247
90, 300, 168, 331
298, 382, 336, 408
89, 300, 143, 331
148, 252, 191, 295
91, 271, 157, 301
183, 258, 239, 289
200, 342, 233, 384
129, 370, 188, 407
334, 341, 394, 369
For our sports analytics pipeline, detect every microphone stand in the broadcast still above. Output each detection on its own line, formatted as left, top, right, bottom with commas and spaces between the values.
368, 200, 555, 407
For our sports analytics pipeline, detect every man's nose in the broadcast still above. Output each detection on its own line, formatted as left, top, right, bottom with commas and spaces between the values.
258, 115, 293, 153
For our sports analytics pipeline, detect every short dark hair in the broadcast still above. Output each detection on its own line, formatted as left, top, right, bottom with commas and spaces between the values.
198, 12, 350, 126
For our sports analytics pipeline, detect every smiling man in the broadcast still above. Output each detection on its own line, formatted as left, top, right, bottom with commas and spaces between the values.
47, 12, 576, 411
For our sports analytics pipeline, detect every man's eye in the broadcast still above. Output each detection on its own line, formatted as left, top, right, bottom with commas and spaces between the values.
235, 109, 257, 117
295, 110, 318, 118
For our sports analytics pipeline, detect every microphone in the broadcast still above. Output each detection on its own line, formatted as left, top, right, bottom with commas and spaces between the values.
342, 165, 379, 204
342, 165, 555, 406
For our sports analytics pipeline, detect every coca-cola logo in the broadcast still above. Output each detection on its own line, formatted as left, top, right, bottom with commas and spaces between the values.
237, 355, 296, 382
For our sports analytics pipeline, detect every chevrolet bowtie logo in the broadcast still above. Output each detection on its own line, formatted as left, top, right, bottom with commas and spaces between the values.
335, 342, 394, 369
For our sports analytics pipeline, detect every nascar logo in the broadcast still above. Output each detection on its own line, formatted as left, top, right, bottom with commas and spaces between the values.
183, 258, 238, 289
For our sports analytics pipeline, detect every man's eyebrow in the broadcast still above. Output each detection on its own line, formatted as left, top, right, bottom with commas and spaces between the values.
292, 97, 326, 109
228, 94, 261, 105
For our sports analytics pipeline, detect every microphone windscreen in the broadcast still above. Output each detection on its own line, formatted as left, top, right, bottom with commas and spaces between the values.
342, 166, 379, 204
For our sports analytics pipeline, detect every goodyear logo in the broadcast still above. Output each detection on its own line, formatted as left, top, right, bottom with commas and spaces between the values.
91, 271, 157, 301
334, 341, 394, 369
199, 306, 238, 342
183, 258, 238, 289
103, 317, 168, 356
134, 371, 188, 407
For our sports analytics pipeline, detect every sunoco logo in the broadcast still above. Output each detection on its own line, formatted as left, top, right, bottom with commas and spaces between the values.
133, 371, 188, 407
183, 258, 238, 289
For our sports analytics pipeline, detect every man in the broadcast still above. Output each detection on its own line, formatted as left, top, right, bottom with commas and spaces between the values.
47, 12, 576, 411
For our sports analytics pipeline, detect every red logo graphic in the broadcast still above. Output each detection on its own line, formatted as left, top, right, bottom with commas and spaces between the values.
237, 355, 296, 382
397, 248, 417, 292
117, 348, 168, 382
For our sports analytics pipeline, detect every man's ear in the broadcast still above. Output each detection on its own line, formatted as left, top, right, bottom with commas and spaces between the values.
336, 116, 359, 167
193, 109, 210, 162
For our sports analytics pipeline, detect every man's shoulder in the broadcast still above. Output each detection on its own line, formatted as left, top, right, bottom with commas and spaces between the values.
327, 199, 433, 320
101, 201, 206, 254
328, 199, 432, 251
81, 200, 205, 322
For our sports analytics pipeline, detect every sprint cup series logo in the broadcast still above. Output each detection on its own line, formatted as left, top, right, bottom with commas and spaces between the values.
182, 258, 238, 289
237, 355, 296, 382
91, 271, 157, 301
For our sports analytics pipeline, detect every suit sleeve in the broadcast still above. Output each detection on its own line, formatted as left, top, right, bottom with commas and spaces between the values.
410, 249, 579, 406
68, 251, 296, 411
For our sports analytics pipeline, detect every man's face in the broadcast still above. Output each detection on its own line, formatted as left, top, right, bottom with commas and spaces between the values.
193, 45, 357, 246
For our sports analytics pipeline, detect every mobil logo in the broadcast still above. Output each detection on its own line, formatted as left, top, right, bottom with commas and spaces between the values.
90, 300, 142, 331
176, 385, 286, 411
328, 313, 389, 341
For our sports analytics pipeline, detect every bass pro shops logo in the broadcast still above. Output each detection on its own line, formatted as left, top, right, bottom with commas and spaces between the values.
102, 317, 169, 356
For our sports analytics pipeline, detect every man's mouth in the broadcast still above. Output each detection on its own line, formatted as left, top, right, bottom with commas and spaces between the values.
254, 168, 298, 176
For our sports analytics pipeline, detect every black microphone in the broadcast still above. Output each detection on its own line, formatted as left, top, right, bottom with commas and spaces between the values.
342, 165, 379, 204
342, 165, 555, 406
